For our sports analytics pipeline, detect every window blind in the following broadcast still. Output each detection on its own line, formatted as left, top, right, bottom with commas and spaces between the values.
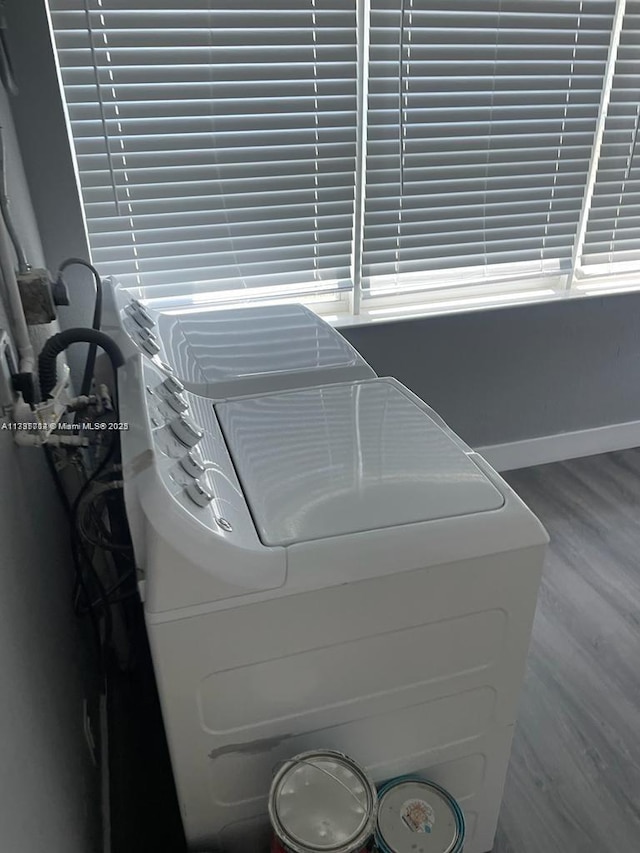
362, 0, 616, 298
49, 0, 358, 304
48, 0, 639, 317
580, 0, 640, 275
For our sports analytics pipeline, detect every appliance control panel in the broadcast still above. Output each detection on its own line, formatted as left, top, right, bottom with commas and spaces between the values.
117, 293, 177, 369
136, 358, 251, 536
114, 294, 188, 385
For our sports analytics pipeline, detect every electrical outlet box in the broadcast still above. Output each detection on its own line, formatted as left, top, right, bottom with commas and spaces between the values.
17, 268, 56, 324
0, 329, 18, 416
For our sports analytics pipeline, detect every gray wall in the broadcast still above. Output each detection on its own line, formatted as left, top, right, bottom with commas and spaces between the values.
343, 292, 640, 447
0, 82, 101, 853
7, 0, 93, 389
8, 0, 640, 450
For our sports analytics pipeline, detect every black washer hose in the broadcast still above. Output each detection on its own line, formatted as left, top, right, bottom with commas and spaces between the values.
57, 258, 103, 397
39, 328, 124, 400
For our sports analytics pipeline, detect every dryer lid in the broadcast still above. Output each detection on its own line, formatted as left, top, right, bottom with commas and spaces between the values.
216, 379, 505, 547
154, 303, 372, 397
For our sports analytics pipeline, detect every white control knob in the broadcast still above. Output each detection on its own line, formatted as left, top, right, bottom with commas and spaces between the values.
140, 335, 160, 356
163, 375, 184, 396
169, 414, 203, 448
125, 302, 154, 330
165, 390, 188, 414
180, 451, 206, 479
185, 479, 214, 508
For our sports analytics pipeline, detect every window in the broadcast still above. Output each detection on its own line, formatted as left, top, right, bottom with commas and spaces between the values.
48, 0, 640, 321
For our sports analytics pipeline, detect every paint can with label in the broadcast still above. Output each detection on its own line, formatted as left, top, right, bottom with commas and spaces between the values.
374, 777, 465, 853
268, 750, 378, 853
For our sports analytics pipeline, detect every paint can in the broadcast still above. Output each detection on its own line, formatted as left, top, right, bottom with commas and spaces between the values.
268, 750, 378, 853
374, 777, 465, 853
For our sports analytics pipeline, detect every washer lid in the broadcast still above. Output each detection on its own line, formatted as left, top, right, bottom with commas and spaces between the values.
216, 379, 504, 547
154, 303, 372, 397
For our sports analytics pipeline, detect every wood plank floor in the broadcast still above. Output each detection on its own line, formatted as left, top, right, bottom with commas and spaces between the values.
494, 449, 640, 853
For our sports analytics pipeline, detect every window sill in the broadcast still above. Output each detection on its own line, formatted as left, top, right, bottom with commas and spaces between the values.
325, 277, 640, 329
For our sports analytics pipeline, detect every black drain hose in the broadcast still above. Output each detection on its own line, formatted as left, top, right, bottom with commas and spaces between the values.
39, 328, 124, 400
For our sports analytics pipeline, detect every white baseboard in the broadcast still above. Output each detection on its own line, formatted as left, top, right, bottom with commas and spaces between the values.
477, 419, 640, 472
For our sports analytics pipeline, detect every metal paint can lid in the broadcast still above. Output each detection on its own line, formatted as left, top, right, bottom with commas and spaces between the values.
375, 778, 465, 853
268, 750, 378, 853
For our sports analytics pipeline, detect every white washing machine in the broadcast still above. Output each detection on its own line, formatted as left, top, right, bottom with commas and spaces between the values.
117, 347, 548, 853
101, 279, 374, 399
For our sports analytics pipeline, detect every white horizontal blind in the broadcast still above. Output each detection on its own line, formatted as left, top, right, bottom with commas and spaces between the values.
48, 0, 358, 304
580, 0, 640, 274
362, 0, 616, 298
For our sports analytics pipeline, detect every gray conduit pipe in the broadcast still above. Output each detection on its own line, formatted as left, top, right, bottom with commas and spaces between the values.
0, 218, 34, 375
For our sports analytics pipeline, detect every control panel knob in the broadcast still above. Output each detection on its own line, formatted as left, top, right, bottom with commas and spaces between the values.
169, 414, 204, 448
139, 333, 160, 356
125, 302, 154, 330
180, 451, 206, 479
185, 479, 214, 508
162, 375, 184, 396
165, 390, 188, 414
